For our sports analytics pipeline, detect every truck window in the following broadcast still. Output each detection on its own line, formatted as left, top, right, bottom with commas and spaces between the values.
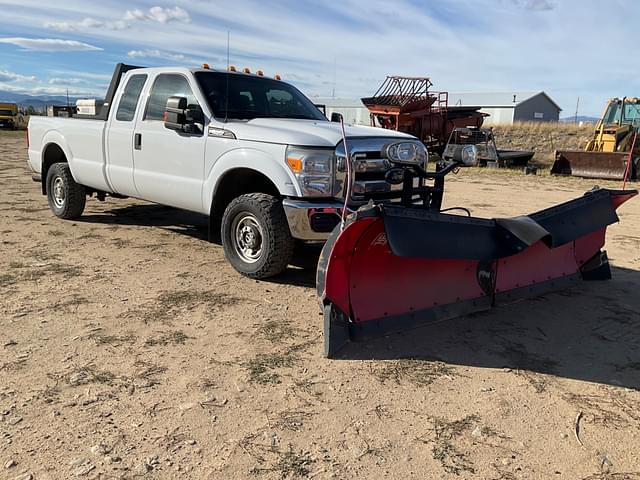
144, 74, 198, 121
194, 71, 326, 121
116, 74, 147, 122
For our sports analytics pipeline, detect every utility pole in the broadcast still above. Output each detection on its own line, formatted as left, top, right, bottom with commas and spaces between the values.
574, 96, 579, 124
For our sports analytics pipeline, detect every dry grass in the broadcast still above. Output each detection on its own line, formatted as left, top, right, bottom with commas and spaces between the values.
371, 358, 456, 386
245, 352, 297, 385
417, 414, 479, 475
492, 121, 593, 166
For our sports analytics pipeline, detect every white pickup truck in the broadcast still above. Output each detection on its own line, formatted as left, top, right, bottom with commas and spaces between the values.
27, 63, 423, 278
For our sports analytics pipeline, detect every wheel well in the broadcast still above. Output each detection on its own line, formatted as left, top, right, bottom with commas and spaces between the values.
41, 143, 67, 194
209, 168, 280, 240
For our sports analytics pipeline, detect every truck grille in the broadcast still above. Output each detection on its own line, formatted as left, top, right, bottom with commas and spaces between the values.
334, 138, 411, 204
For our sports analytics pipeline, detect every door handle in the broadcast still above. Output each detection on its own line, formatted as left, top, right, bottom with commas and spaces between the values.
134, 133, 142, 150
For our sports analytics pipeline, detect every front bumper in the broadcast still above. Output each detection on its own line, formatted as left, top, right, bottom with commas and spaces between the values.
282, 199, 345, 241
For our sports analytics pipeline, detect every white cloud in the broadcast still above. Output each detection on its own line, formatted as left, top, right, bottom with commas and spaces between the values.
0, 37, 102, 52
147, 6, 190, 24
44, 6, 190, 33
49, 77, 83, 85
127, 49, 200, 64
45, 17, 128, 32
123, 9, 146, 22
0, 69, 37, 82
125, 6, 190, 24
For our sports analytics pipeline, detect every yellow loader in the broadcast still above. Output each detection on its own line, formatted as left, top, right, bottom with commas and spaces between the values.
551, 97, 640, 180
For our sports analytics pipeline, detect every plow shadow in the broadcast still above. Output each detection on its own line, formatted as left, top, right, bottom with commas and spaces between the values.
341, 266, 640, 390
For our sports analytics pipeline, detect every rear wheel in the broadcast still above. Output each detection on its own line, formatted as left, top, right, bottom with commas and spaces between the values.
46, 162, 86, 219
221, 193, 294, 279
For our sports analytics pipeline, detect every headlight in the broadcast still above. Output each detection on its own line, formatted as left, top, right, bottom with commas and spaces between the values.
383, 141, 428, 166
461, 145, 478, 166
286, 147, 335, 197
451, 144, 478, 166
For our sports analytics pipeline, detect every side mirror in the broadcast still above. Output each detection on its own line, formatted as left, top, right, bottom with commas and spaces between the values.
452, 144, 478, 166
164, 96, 203, 134
331, 112, 343, 123
164, 96, 188, 131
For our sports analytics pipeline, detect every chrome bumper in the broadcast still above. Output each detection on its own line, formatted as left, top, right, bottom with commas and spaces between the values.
282, 199, 345, 241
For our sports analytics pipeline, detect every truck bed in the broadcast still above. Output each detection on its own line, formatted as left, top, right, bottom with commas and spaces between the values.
27, 116, 110, 192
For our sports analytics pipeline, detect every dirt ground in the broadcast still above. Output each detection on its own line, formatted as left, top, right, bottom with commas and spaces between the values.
1, 131, 639, 480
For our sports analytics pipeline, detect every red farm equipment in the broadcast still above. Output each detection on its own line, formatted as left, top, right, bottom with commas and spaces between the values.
361, 76, 487, 154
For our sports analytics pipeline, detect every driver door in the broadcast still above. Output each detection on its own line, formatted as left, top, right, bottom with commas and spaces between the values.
132, 73, 206, 212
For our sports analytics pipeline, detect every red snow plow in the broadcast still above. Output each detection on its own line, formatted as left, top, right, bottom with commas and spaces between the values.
316, 150, 637, 358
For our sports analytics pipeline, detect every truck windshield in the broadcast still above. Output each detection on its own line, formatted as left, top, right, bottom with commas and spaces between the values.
194, 72, 327, 121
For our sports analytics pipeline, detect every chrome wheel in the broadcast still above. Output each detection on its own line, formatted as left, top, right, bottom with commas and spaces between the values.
52, 176, 65, 208
232, 213, 263, 263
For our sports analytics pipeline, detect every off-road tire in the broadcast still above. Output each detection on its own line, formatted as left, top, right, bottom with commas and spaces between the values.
221, 193, 294, 279
46, 162, 86, 219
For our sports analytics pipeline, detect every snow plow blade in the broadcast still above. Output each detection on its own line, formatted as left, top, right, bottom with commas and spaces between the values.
317, 188, 637, 358
551, 150, 635, 180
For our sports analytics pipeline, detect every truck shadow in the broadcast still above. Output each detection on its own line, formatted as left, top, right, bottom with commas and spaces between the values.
78, 204, 211, 241
77, 203, 321, 287
338, 266, 640, 390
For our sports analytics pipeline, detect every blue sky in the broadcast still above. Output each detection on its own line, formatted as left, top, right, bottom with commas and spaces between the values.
0, 0, 638, 116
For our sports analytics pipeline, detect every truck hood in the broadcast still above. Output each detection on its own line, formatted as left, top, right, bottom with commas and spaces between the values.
222, 118, 415, 147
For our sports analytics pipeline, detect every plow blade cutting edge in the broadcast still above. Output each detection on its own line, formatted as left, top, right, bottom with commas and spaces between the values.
317, 188, 637, 358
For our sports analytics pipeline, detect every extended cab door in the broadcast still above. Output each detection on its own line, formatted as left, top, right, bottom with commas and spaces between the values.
132, 73, 206, 212
105, 73, 147, 196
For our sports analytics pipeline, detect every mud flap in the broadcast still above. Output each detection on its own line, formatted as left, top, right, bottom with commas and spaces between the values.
317, 188, 637, 357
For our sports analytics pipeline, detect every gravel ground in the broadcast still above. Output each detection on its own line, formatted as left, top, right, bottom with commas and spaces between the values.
1, 131, 639, 480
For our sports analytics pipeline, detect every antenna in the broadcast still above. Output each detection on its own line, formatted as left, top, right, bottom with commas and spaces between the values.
224, 30, 230, 124
66, 88, 69, 108
574, 96, 580, 124
332, 57, 336, 99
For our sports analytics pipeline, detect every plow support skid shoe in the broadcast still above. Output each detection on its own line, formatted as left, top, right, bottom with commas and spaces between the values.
317, 188, 637, 358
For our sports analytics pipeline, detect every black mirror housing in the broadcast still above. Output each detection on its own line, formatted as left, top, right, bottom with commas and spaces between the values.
330, 112, 343, 123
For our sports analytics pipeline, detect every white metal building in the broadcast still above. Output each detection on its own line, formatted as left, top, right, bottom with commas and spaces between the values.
447, 91, 562, 125
312, 98, 372, 125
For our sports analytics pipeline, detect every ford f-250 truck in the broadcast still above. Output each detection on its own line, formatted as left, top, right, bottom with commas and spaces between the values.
27, 63, 424, 278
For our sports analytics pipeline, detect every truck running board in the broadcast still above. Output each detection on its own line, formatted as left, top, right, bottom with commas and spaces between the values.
316, 188, 637, 358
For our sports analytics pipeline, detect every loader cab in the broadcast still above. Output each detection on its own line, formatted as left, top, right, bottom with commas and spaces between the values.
602, 98, 640, 128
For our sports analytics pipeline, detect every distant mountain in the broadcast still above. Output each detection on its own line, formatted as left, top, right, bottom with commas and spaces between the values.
560, 115, 599, 124
0, 90, 81, 111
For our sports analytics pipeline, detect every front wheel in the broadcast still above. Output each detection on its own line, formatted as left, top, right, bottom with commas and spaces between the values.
221, 193, 294, 279
46, 162, 86, 219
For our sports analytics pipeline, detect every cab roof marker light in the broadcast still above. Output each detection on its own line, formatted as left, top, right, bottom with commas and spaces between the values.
228, 65, 237, 72
202, 63, 210, 69
274, 74, 281, 80
243, 67, 251, 74
256, 70, 264, 77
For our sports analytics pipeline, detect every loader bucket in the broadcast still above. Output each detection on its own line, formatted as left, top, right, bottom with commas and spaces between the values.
551, 150, 636, 181
317, 188, 637, 358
